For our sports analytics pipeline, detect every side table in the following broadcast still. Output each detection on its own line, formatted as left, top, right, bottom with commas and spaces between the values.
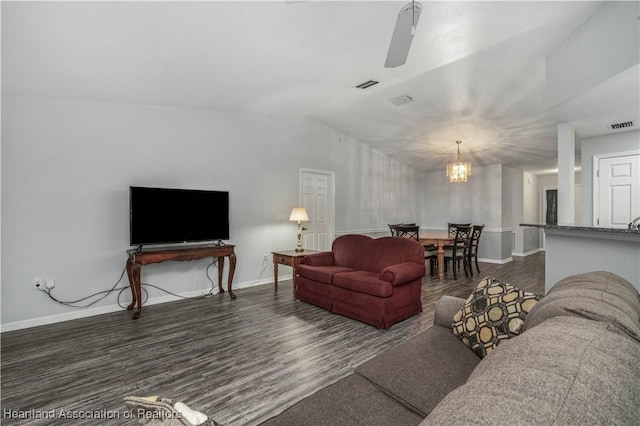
272, 250, 320, 296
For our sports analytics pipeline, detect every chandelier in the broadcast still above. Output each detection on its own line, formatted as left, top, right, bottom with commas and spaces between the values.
446, 140, 471, 183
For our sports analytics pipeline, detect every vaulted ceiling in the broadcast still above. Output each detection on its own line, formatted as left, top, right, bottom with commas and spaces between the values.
2, 1, 638, 174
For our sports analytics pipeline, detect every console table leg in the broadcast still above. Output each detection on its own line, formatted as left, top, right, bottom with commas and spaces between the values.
217, 256, 225, 294
126, 259, 136, 311
273, 262, 279, 291
126, 260, 142, 320
227, 253, 237, 299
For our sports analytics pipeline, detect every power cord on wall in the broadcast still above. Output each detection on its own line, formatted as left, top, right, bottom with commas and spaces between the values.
39, 259, 219, 309
41, 265, 130, 309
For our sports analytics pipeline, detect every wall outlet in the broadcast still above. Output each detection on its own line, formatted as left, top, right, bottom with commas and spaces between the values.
34, 277, 45, 289
262, 254, 268, 262
46, 279, 56, 289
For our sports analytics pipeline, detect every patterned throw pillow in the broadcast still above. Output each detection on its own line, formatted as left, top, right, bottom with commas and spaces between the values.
452, 277, 541, 358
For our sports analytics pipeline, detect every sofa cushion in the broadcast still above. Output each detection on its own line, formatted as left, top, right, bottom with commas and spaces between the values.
360, 236, 425, 273
296, 264, 354, 284
433, 296, 466, 329
301, 251, 335, 267
381, 262, 426, 286
260, 374, 423, 426
423, 315, 640, 425
452, 277, 540, 358
331, 234, 372, 269
355, 325, 481, 417
523, 271, 640, 341
333, 270, 393, 297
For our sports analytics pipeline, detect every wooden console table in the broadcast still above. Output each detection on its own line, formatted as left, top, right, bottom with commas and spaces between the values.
126, 244, 236, 319
272, 249, 320, 296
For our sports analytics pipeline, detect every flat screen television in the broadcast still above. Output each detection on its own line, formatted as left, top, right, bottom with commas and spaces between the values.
129, 186, 229, 246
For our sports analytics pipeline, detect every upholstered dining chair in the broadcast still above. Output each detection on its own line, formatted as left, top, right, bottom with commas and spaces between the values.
443, 225, 472, 280
466, 225, 484, 276
389, 224, 437, 276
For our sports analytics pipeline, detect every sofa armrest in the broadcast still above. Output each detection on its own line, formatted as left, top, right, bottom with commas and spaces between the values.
433, 295, 467, 329
302, 252, 335, 266
381, 262, 426, 286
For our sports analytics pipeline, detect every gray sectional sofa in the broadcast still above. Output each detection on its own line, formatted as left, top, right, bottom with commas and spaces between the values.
262, 271, 640, 425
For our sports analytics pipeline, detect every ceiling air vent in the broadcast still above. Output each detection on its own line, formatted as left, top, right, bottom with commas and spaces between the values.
355, 80, 379, 89
611, 121, 634, 130
390, 95, 414, 106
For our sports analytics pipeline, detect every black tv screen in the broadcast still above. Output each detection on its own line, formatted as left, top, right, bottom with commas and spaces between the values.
129, 186, 229, 246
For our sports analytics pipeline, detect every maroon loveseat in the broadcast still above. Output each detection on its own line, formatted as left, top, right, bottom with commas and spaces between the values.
295, 234, 426, 329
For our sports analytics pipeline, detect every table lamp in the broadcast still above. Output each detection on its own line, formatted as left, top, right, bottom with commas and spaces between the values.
289, 207, 309, 252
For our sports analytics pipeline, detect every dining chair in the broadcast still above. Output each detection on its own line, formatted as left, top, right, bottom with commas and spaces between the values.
388, 223, 416, 237
447, 222, 471, 236
443, 225, 472, 280
444, 222, 471, 250
388, 224, 418, 240
389, 224, 437, 276
466, 224, 484, 276
388, 223, 401, 237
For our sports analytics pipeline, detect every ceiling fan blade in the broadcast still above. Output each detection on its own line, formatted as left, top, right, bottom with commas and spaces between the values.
385, 1, 422, 68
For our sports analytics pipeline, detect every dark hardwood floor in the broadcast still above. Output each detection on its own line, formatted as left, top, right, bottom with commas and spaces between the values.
1, 253, 544, 426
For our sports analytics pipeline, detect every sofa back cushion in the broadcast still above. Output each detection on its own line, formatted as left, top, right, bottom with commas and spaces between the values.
331, 234, 373, 269
523, 271, 640, 341
331, 235, 425, 273
423, 315, 640, 425
360, 236, 425, 273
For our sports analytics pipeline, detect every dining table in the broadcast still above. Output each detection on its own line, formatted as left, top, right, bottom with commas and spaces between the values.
419, 231, 455, 280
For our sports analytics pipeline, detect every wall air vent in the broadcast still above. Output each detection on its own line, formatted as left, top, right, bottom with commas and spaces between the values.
390, 95, 414, 106
355, 80, 379, 89
611, 121, 634, 129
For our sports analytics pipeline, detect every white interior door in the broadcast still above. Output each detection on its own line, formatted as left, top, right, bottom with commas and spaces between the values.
596, 153, 640, 228
300, 169, 334, 251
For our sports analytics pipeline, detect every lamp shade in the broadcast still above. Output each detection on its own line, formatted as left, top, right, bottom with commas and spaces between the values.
289, 207, 309, 222
446, 140, 471, 183
447, 161, 472, 183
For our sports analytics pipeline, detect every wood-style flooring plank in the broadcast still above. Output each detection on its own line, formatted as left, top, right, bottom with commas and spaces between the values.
1, 253, 545, 425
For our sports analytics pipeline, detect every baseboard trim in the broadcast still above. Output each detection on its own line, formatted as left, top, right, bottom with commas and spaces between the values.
1, 277, 275, 333
478, 257, 513, 265
512, 249, 541, 257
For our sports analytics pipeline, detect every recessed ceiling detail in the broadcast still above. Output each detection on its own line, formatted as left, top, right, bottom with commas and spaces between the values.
355, 80, 379, 90
390, 95, 414, 106
610, 121, 634, 130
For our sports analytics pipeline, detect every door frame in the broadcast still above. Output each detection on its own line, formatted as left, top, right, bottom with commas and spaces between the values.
541, 185, 556, 250
592, 150, 640, 227
541, 184, 581, 250
299, 168, 336, 249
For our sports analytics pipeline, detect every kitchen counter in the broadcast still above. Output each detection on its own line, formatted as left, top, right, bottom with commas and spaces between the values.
520, 223, 640, 235
520, 223, 639, 293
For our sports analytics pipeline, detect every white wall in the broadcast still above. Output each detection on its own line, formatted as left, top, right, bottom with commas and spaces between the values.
546, 1, 640, 108
421, 164, 510, 262
522, 172, 539, 224
504, 166, 521, 254
1, 95, 426, 329
581, 130, 640, 226
513, 170, 540, 255
422, 164, 503, 229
